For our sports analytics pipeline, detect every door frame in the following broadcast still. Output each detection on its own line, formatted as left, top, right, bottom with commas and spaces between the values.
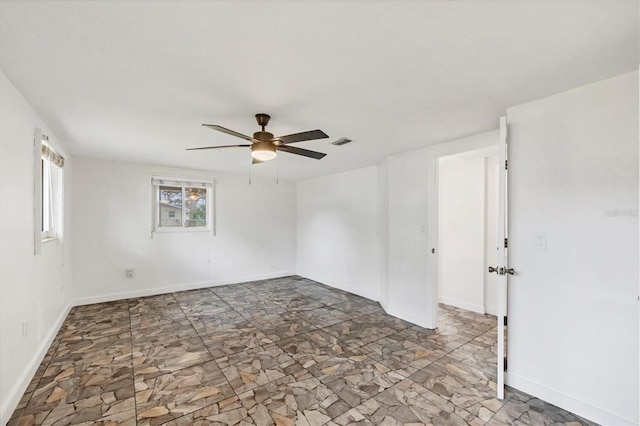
425, 130, 501, 328
496, 116, 508, 399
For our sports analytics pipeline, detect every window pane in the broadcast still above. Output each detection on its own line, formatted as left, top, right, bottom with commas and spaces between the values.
159, 186, 182, 227
185, 187, 206, 227
41, 159, 46, 232
42, 158, 51, 233
49, 164, 62, 232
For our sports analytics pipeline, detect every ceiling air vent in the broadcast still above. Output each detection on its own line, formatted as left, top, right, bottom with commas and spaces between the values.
331, 137, 352, 146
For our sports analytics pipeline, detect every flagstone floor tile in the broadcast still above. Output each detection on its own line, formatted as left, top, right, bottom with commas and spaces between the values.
160, 395, 254, 425
323, 318, 396, 349
488, 387, 600, 426
216, 345, 305, 395
22, 375, 135, 426
128, 295, 181, 315
251, 311, 318, 341
330, 299, 385, 316
50, 331, 132, 366
331, 378, 481, 425
408, 354, 498, 410
306, 352, 404, 408
277, 329, 351, 369
135, 360, 235, 426
189, 309, 252, 335
299, 306, 353, 328
238, 372, 351, 425
361, 335, 445, 378
202, 327, 276, 358
133, 335, 212, 380
8, 277, 597, 426
130, 319, 197, 342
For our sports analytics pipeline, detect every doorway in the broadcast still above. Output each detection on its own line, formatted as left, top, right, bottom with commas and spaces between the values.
436, 146, 499, 316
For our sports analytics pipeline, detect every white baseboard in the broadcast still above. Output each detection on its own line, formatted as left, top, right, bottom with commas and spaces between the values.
439, 296, 485, 314
72, 271, 296, 306
506, 372, 637, 426
0, 303, 72, 426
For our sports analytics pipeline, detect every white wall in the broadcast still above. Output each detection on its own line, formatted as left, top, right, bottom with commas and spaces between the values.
383, 131, 499, 328
438, 155, 487, 314
296, 166, 379, 300
72, 157, 296, 303
385, 147, 434, 326
506, 71, 639, 425
378, 159, 390, 307
0, 71, 74, 424
295, 131, 498, 330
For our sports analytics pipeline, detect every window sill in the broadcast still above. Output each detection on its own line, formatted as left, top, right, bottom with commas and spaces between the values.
153, 228, 211, 234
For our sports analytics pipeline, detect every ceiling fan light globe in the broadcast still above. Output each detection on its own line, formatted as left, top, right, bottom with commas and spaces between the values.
251, 150, 277, 162
251, 141, 277, 162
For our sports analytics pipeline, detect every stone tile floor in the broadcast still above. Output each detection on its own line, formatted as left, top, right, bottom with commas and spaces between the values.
8, 276, 597, 425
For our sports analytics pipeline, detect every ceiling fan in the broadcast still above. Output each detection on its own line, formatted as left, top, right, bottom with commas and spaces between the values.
187, 114, 329, 163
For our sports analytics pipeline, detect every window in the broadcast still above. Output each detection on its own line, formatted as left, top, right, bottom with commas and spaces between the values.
41, 139, 64, 238
152, 176, 213, 232
34, 129, 64, 253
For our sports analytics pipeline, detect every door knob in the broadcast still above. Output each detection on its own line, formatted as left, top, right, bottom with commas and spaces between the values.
505, 268, 515, 275
488, 266, 498, 274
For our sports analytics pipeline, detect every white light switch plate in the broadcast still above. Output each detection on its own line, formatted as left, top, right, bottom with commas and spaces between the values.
532, 232, 547, 250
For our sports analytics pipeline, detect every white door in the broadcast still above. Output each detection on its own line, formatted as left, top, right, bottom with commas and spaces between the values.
495, 116, 512, 400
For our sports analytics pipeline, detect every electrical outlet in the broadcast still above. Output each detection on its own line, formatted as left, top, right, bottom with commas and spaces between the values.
22, 320, 28, 337
126, 269, 135, 279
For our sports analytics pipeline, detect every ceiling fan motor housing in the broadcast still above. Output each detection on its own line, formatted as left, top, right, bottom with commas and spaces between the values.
253, 131, 274, 142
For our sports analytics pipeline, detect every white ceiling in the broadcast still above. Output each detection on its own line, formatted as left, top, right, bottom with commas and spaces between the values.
0, 1, 637, 180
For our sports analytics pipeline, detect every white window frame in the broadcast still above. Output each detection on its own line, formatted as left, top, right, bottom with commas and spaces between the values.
151, 175, 214, 234
34, 129, 65, 254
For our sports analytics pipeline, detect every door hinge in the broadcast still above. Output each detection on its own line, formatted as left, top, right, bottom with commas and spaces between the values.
504, 357, 508, 371
503, 316, 508, 326
504, 238, 508, 248
505, 160, 508, 170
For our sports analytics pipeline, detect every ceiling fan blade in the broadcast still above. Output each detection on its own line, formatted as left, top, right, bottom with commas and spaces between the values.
275, 129, 329, 145
186, 144, 250, 151
277, 145, 326, 159
202, 124, 256, 142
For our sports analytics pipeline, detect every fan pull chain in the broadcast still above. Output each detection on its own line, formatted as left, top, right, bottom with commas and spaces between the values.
248, 160, 252, 185
276, 157, 279, 185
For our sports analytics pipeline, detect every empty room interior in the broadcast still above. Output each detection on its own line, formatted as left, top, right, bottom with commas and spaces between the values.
0, 1, 638, 425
